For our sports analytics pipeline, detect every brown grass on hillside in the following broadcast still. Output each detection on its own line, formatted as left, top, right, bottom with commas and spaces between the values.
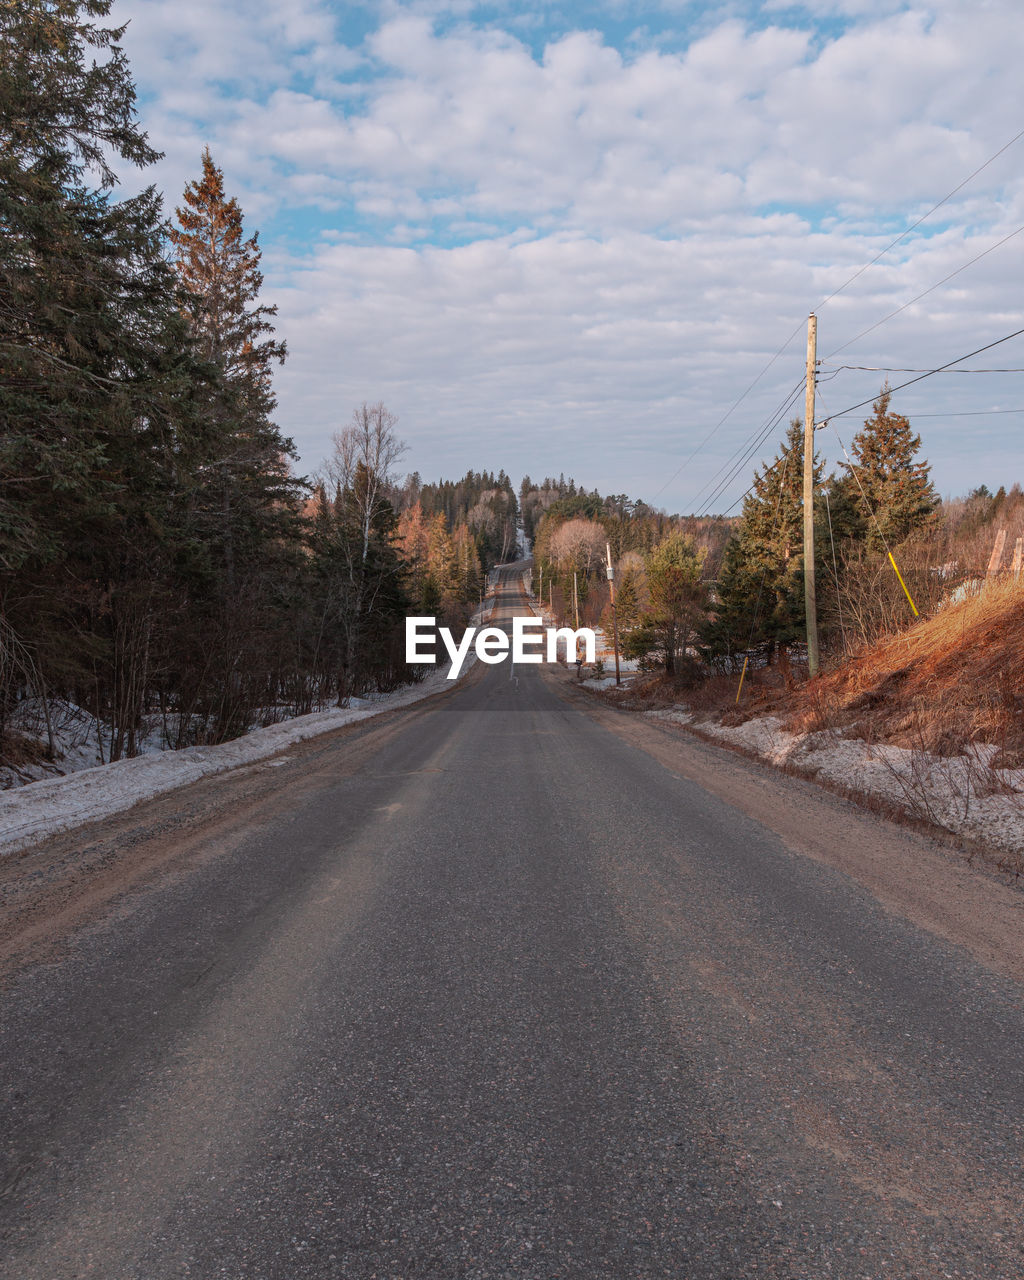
782, 577, 1024, 765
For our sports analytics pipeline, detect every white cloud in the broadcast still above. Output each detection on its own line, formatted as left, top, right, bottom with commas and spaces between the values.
118, 0, 1024, 507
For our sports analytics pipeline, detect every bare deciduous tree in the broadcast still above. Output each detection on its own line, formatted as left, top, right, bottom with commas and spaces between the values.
548, 518, 605, 575
325, 402, 408, 564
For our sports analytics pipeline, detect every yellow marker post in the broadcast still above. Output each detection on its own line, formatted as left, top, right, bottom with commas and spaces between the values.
735, 655, 749, 704
887, 552, 919, 617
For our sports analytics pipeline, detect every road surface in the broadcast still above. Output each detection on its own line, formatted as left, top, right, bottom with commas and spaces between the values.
1, 566, 1022, 1278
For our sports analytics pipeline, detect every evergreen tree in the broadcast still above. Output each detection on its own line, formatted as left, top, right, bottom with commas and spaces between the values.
163, 152, 306, 736
169, 150, 299, 597
833, 387, 937, 552
0, 0, 211, 744
396, 503, 430, 608
1, 0, 171, 572
613, 562, 643, 630
622, 532, 707, 676
170, 149, 285, 379
703, 419, 822, 659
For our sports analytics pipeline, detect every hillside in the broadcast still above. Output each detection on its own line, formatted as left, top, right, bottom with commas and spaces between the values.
748, 577, 1023, 768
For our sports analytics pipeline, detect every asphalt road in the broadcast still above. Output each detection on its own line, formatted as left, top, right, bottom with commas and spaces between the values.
1, 567, 1023, 1278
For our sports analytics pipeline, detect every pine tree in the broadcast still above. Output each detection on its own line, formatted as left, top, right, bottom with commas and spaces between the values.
169, 150, 300, 595
703, 419, 823, 659
622, 532, 707, 676
1, 0, 171, 571
0, 0, 209, 741
834, 387, 937, 552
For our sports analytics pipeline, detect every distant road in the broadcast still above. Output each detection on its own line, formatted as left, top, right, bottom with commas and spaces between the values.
1, 565, 1023, 1278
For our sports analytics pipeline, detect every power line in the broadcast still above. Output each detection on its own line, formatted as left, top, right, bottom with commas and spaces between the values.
718, 441, 793, 518
688, 369, 840, 516
651, 128, 1024, 512
824, 221, 1024, 359
894, 407, 1024, 417
691, 381, 805, 518
649, 322, 805, 503
817, 325, 1024, 425
823, 364, 1024, 373
685, 378, 802, 512
826, 406, 1024, 418
814, 125, 1024, 314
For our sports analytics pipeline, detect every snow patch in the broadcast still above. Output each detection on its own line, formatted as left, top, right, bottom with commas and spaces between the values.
0, 660, 474, 859
647, 709, 1024, 859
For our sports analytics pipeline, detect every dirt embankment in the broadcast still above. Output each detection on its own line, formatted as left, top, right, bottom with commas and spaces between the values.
587, 578, 1024, 871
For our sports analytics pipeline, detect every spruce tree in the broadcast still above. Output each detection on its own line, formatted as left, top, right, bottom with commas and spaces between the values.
703, 419, 823, 659
0, 0, 207, 740
834, 387, 937, 552
1, 0, 171, 571
169, 150, 301, 594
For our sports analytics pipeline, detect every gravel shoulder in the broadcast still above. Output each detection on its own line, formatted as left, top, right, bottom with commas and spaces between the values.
552, 667, 1024, 987
0, 669, 484, 984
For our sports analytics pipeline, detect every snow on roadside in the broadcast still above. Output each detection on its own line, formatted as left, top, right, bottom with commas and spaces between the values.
648, 709, 1024, 858
0, 661, 474, 860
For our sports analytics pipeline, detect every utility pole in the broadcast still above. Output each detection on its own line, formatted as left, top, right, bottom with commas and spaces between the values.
573, 571, 579, 629
803, 312, 820, 678
606, 541, 621, 686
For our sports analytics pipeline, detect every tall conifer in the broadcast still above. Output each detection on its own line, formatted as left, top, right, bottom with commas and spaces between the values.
834, 387, 937, 552
704, 419, 823, 659
169, 150, 299, 594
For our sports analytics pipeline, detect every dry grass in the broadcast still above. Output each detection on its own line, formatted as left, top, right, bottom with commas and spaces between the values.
769, 577, 1024, 764
585, 581, 1024, 868
596, 578, 1024, 762
0, 729, 56, 787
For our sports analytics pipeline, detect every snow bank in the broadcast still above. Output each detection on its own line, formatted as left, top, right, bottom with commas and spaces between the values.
648, 709, 1024, 858
0, 661, 473, 859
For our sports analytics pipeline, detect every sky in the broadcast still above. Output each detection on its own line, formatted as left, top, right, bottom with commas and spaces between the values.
114, 0, 1024, 513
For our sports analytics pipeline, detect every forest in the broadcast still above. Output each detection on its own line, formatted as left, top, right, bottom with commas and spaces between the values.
0, 2, 513, 768
2, 2, 1019, 783
530, 406, 1022, 682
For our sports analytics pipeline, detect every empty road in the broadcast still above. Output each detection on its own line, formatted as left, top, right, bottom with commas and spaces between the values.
1, 567, 1023, 1278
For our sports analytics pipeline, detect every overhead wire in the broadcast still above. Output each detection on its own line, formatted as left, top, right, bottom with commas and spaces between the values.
653, 127, 1024, 514
690, 380, 805, 518
823, 221, 1024, 359
812, 125, 1024, 315
823, 364, 1024, 373
684, 377, 803, 510
880, 407, 1024, 417
691, 368, 841, 516
648, 322, 806, 503
815, 324, 1024, 425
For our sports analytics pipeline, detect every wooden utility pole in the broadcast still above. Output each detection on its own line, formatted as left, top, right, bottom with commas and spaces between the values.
606, 541, 621, 686
573, 571, 579, 629
803, 313, 820, 677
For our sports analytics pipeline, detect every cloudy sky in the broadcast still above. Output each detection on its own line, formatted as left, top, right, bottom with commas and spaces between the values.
116, 0, 1024, 511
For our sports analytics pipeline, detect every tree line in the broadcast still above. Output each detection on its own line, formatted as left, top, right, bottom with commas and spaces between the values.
0, 2, 504, 765
530, 392, 1016, 682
